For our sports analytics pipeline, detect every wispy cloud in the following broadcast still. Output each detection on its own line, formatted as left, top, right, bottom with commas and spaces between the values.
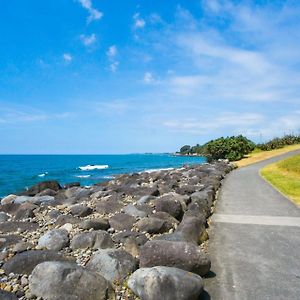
76, 0, 103, 23
80, 33, 96, 46
93, 100, 130, 115
133, 13, 146, 29
106, 45, 119, 72
106, 45, 117, 58
162, 110, 300, 141
63, 53, 72, 63
0, 107, 72, 124
143, 72, 154, 84
163, 112, 264, 134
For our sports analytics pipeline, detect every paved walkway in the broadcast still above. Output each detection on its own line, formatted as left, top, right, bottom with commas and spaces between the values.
204, 150, 300, 300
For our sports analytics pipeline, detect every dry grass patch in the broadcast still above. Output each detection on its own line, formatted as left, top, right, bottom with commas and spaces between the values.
235, 144, 300, 168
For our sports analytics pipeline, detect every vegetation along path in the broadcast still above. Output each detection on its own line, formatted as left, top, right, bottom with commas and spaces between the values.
204, 149, 300, 300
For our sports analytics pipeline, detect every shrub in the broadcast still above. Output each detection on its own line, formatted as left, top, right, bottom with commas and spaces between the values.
200, 135, 255, 161
257, 135, 300, 151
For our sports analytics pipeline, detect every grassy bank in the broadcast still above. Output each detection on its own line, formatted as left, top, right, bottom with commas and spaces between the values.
260, 154, 300, 206
235, 144, 300, 167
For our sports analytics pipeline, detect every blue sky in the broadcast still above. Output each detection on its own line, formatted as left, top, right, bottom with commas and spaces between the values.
1, 0, 300, 154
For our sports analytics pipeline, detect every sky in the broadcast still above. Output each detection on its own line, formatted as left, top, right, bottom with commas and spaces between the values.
1, 0, 300, 154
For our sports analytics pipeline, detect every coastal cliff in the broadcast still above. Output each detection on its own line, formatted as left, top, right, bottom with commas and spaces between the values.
0, 161, 234, 299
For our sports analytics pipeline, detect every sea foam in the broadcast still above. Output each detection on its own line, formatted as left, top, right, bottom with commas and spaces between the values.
79, 164, 109, 171
144, 167, 174, 173
75, 175, 91, 178
38, 172, 48, 177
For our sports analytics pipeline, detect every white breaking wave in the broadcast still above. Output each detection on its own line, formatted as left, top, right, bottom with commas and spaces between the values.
144, 167, 174, 173
75, 175, 91, 178
102, 175, 114, 179
38, 172, 48, 177
79, 164, 109, 171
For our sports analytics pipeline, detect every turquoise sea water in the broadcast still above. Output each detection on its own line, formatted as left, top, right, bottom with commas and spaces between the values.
0, 154, 206, 197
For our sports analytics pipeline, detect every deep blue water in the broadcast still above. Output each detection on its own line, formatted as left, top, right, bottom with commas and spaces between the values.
0, 154, 206, 197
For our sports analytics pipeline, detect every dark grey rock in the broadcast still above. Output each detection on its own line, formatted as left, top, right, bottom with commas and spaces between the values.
96, 198, 124, 214
71, 232, 95, 250
0, 211, 10, 222
140, 240, 211, 276
175, 215, 206, 244
151, 211, 179, 229
29, 261, 114, 300
0, 235, 22, 250
153, 193, 183, 219
64, 182, 80, 189
71, 231, 114, 250
176, 184, 202, 195
128, 266, 204, 300
13, 195, 55, 205
93, 231, 115, 249
0, 290, 18, 300
123, 203, 151, 218
137, 195, 156, 204
0, 203, 20, 215
112, 231, 148, 246
0, 221, 39, 233
87, 249, 138, 283
123, 237, 140, 257
136, 217, 168, 234
109, 213, 136, 231
38, 229, 69, 250
14, 202, 37, 220
189, 188, 215, 217
47, 209, 62, 219
65, 187, 92, 200
12, 241, 34, 253
70, 204, 93, 217
79, 218, 110, 230
36, 188, 57, 196
55, 214, 81, 226
2, 250, 75, 275
21, 180, 61, 196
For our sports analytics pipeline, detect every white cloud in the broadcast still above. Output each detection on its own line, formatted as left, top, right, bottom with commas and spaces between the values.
106, 45, 119, 72
107, 45, 117, 59
202, 0, 222, 13
63, 53, 72, 62
110, 61, 119, 72
163, 112, 264, 134
106, 46, 118, 71
94, 100, 129, 115
77, 0, 103, 23
133, 13, 146, 29
132, 4, 300, 106
143, 72, 154, 84
80, 33, 96, 46
0, 107, 72, 124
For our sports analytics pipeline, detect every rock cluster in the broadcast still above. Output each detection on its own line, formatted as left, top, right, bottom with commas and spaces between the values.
0, 161, 234, 299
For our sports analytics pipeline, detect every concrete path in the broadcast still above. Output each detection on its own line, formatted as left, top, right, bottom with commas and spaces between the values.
204, 149, 300, 300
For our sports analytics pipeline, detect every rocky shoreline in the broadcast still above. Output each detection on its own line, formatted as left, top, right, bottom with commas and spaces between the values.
0, 161, 234, 300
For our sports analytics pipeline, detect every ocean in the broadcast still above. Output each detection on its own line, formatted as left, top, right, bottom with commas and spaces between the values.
0, 154, 206, 197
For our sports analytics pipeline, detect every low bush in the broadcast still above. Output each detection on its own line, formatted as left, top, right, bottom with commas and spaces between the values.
256, 135, 300, 151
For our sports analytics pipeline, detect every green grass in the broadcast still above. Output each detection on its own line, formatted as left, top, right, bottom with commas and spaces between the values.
261, 154, 300, 206
277, 154, 300, 174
